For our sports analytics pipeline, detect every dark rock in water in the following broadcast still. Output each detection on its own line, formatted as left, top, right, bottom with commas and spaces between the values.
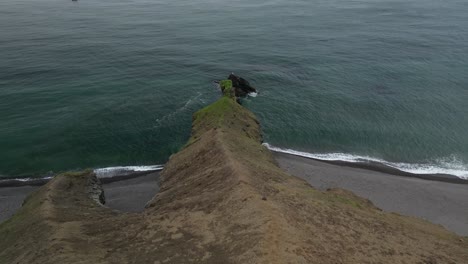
228, 73, 257, 97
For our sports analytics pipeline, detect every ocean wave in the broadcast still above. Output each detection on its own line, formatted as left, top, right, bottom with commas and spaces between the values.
0, 176, 53, 187
153, 92, 203, 129
12, 176, 53, 182
94, 165, 164, 178
263, 143, 468, 179
0, 165, 164, 187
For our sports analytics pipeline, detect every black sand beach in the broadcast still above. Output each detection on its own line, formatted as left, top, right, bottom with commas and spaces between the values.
102, 172, 160, 212
1, 155, 467, 236
0, 185, 38, 223
274, 152, 468, 236
0, 172, 160, 222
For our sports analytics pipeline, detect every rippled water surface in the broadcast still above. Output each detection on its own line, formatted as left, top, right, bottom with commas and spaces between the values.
1, 0, 467, 178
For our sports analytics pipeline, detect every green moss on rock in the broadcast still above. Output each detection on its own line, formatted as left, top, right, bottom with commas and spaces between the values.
193, 96, 235, 130
219, 79, 234, 98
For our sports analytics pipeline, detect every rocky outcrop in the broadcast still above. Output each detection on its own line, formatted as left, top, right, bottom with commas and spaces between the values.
227, 73, 257, 97
1, 83, 467, 264
87, 174, 105, 205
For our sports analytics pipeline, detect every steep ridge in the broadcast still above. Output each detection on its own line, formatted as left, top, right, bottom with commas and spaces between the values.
1, 81, 467, 263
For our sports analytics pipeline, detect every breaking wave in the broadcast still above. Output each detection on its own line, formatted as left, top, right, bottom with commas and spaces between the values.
94, 165, 164, 178
263, 143, 468, 179
0, 165, 164, 187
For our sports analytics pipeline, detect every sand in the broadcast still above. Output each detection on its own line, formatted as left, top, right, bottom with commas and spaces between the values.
0, 172, 160, 223
0, 185, 38, 223
102, 172, 160, 212
274, 152, 468, 236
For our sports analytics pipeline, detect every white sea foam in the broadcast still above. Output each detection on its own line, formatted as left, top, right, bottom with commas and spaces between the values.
153, 92, 203, 129
94, 165, 164, 178
0, 166, 164, 185
263, 143, 468, 179
248, 92, 258, 97
6, 176, 53, 182
0, 176, 53, 187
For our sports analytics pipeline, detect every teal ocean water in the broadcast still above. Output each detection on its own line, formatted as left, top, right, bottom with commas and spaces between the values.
1, 0, 467, 179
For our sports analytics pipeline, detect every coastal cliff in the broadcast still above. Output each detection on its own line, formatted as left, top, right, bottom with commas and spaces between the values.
1, 81, 467, 263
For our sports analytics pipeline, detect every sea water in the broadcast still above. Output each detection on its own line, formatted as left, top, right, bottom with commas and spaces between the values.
0, 0, 467, 178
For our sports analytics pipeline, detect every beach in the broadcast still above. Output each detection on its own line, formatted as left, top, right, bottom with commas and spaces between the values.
0, 172, 160, 222
274, 152, 468, 236
0, 185, 38, 223
1, 155, 467, 236
102, 172, 160, 212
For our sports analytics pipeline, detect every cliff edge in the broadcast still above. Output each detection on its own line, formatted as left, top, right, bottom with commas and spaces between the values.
1, 81, 467, 263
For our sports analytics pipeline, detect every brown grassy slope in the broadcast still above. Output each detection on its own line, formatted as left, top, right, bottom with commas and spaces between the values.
0, 171, 122, 264
1, 92, 467, 264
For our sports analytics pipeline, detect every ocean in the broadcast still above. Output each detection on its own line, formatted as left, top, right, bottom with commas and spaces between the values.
1, 0, 467, 179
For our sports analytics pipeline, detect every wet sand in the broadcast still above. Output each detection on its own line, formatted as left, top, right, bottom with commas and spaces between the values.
275, 152, 468, 236
0, 172, 160, 223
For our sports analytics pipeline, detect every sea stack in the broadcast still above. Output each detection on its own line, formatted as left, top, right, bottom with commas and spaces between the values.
227, 73, 257, 97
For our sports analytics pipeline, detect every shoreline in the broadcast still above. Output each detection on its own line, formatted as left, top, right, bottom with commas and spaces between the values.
2, 152, 467, 235
0, 171, 161, 223
1, 152, 466, 187
0, 168, 163, 188
269, 150, 467, 185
